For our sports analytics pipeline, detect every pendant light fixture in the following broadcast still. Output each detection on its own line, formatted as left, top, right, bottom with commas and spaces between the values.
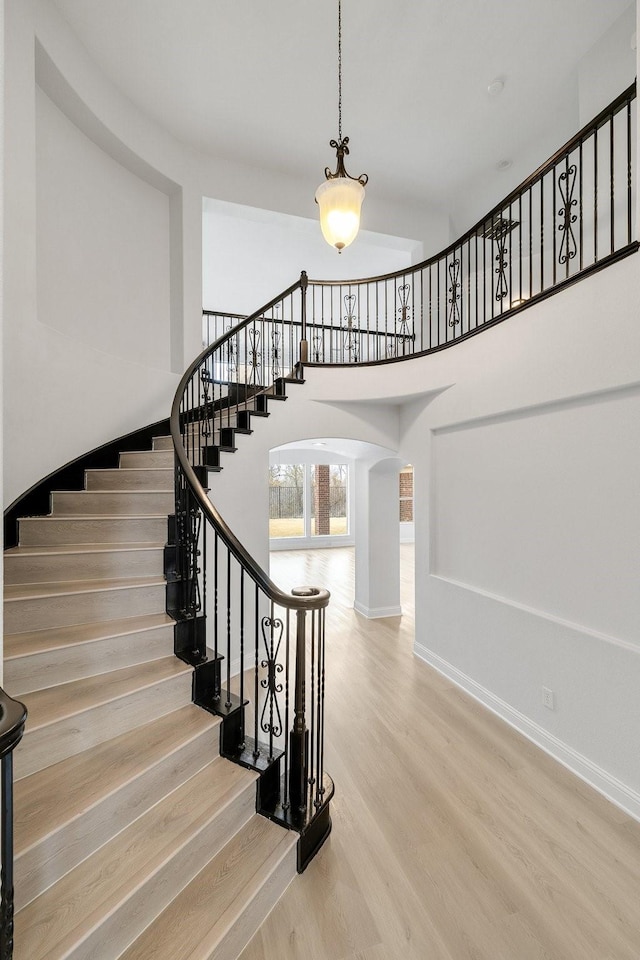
316, 0, 368, 252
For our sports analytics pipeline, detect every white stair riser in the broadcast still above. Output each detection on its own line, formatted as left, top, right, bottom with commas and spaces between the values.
64, 783, 257, 960
85, 469, 174, 491
119, 451, 173, 469
14, 671, 192, 780
5, 624, 174, 695
15, 729, 220, 911
51, 491, 174, 516
4, 547, 165, 585
18, 516, 168, 545
152, 436, 173, 451
5, 583, 166, 634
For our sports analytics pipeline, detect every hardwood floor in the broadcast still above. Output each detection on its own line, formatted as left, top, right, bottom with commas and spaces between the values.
239, 545, 640, 960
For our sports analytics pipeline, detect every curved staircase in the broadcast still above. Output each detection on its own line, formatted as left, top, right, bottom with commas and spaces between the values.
3, 433, 297, 960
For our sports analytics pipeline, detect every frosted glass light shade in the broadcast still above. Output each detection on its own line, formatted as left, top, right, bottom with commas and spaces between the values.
315, 176, 365, 251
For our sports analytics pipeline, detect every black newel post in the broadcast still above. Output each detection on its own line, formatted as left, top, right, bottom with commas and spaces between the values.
299, 271, 309, 368
0, 754, 15, 960
289, 589, 313, 814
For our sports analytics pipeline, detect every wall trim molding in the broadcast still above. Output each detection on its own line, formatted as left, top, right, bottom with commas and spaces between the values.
414, 642, 640, 824
354, 601, 402, 619
429, 574, 640, 656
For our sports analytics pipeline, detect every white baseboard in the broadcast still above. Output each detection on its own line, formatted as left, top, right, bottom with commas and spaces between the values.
414, 642, 640, 824
354, 601, 402, 619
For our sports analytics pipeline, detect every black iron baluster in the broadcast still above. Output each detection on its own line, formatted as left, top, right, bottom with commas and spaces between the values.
552, 165, 557, 286
528, 186, 533, 297
466, 237, 471, 334
436, 256, 441, 345
610, 110, 615, 255
308, 601, 316, 802
427, 263, 432, 349
594, 124, 598, 263
518, 193, 523, 302
540, 174, 545, 291
419, 267, 424, 348
213, 531, 219, 661
316, 606, 326, 809
627, 99, 632, 245
253, 582, 260, 760
225, 547, 232, 709
482, 219, 487, 326
282, 609, 291, 812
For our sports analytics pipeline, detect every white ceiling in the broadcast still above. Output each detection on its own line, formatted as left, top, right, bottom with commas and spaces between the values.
51, 0, 635, 237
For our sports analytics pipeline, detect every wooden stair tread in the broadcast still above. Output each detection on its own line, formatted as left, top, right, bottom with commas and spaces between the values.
90, 467, 172, 472
5, 575, 165, 602
20, 657, 190, 732
4, 613, 174, 659
14, 759, 258, 960
5, 542, 165, 557
120, 817, 297, 960
20, 513, 170, 520
14, 705, 220, 856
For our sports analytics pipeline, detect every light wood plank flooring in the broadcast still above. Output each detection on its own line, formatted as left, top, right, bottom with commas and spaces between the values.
239, 545, 640, 960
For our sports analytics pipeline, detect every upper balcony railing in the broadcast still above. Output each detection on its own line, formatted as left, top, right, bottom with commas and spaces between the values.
204, 83, 637, 367
173, 83, 637, 876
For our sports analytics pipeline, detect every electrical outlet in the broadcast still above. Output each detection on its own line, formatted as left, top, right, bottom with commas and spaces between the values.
542, 686, 555, 710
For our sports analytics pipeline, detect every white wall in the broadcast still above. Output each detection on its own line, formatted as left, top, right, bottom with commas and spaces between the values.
304, 253, 640, 818
36, 87, 171, 368
202, 198, 421, 316
578, 2, 636, 125
3, 0, 183, 506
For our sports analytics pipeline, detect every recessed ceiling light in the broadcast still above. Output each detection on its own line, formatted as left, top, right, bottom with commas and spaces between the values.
496, 159, 513, 171
487, 79, 504, 97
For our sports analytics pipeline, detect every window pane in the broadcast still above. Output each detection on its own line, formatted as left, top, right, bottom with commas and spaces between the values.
311, 464, 348, 536
269, 464, 304, 537
399, 465, 414, 522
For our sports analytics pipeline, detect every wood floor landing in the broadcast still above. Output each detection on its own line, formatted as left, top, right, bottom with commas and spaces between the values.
238, 545, 640, 960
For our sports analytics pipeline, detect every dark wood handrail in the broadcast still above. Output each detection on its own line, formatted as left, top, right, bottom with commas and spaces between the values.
0, 689, 27, 761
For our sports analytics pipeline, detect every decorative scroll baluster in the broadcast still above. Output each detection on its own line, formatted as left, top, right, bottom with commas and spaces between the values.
225, 323, 237, 376
558, 161, 578, 265
447, 259, 461, 327
396, 283, 413, 350
312, 332, 323, 363
201, 370, 212, 443
342, 293, 359, 362
249, 327, 262, 385
494, 223, 511, 303
174, 465, 202, 622
271, 330, 282, 379
260, 612, 284, 761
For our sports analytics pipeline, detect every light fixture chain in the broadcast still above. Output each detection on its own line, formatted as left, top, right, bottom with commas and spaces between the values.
338, 0, 342, 141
